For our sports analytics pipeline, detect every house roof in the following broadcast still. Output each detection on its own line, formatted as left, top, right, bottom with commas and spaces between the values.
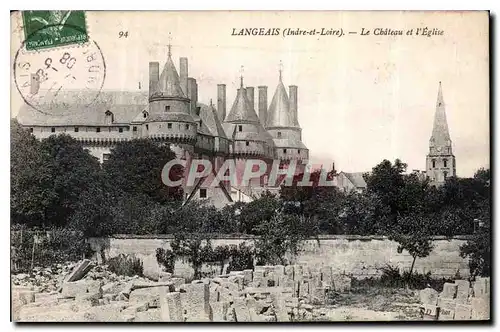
342, 172, 367, 189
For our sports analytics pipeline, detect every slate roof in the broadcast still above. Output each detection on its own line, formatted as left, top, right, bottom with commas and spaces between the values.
155, 55, 187, 99
266, 80, 299, 128
199, 103, 227, 138
342, 172, 368, 189
225, 87, 261, 123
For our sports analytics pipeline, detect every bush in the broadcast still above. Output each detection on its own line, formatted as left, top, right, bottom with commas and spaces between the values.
156, 248, 175, 273
11, 227, 92, 273
107, 254, 144, 277
227, 243, 255, 272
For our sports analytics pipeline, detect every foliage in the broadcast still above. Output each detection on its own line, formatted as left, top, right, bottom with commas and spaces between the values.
227, 243, 255, 272
102, 139, 183, 204
156, 248, 175, 273
254, 210, 319, 265
107, 254, 144, 277
237, 191, 280, 234
11, 226, 91, 272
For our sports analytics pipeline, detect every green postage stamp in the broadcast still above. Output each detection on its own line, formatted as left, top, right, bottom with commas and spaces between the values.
21, 10, 88, 51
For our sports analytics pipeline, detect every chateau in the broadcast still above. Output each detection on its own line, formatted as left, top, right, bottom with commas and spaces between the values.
16, 45, 309, 208
426, 82, 456, 186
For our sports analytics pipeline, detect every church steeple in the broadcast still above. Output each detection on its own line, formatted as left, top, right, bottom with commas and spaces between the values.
426, 82, 456, 185
430, 81, 451, 150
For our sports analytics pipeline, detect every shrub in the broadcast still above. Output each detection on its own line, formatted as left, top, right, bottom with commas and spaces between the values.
107, 254, 143, 277
11, 227, 92, 273
227, 243, 255, 272
156, 248, 175, 273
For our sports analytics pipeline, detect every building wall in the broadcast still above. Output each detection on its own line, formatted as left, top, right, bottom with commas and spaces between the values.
89, 235, 470, 280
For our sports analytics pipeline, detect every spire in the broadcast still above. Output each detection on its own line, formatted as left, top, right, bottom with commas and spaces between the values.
265, 66, 299, 128
239, 65, 244, 88
167, 32, 172, 58
430, 81, 451, 148
155, 34, 186, 98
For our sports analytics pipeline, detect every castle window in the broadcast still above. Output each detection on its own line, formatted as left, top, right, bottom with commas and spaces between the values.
74, 127, 79, 133
29, 128, 33, 133
185, 124, 189, 130
167, 123, 172, 129
51, 128, 55, 133
283, 148, 287, 154
105, 110, 114, 125
96, 127, 101, 133
103, 153, 111, 162
165, 105, 170, 112
443, 159, 447, 168
238, 125, 242, 132
432, 159, 436, 168
298, 150, 301, 154
443, 171, 448, 180
277, 132, 282, 138
146, 125, 149, 130
119, 128, 123, 133
246, 141, 249, 146
133, 126, 137, 132
200, 188, 207, 198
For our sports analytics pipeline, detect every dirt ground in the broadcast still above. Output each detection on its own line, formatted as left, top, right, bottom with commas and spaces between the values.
320, 287, 422, 321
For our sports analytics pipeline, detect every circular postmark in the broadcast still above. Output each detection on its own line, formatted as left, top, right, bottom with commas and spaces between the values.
13, 23, 106, 116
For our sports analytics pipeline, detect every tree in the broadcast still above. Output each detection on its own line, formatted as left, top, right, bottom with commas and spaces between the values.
40, 134, 102, 227
389, 213, 434, 282
103, 139, 183, 204
237, 191, 281, 234
11, 119, 55, 227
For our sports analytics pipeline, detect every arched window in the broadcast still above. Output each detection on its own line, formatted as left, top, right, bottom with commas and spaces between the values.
143, 111, 148, 118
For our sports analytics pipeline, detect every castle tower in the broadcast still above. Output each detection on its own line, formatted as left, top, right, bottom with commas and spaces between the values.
265, 62, 309, 164
146, 42, 197, 159
222, 67, 275, 190
426, 82, 456, 185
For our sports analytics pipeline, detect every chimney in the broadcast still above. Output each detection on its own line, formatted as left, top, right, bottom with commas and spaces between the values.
217, 84, 226, 121
180, 57, 188, 97
246, 86, 255, 110
289, 85, 298, 125
187, 78, 198, 115
258, 86, 268, 126
148, 62, 159, 98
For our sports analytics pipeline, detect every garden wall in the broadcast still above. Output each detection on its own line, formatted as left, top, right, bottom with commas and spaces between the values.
88, 235, 470, 280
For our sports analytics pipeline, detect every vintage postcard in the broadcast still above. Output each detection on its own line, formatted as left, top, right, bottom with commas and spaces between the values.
10, 10, 490, 323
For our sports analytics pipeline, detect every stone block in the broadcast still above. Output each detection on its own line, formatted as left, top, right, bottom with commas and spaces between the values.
135, 308, 161, 322
454, 303, 472, 320
61, 280, 102, 299
293, 265, 303, 281
320, 266, 333, 286
65, 259, 93, 282
83, 302, 129, 322
420, 288, 439, 306
159, 272, 172, 282
311, 271, 322, 288
18, 291, 36, 305
284, 265, 294, 278
420, 304, 439, 320
299, 280, 309, 298
271, 293, 290, 322
333, 275, 352, 293
311, 287, 326, 305
184, 283, 211, 322
129, 286, 171, 308
160, 291, 184, 322
471, 297, 489, 320
473, 278, 488, 298
233, 298, 252, 322
170, 277, 186, 290
211, 301, 229, 322
242, 269, 253, 286
440, 283, 458, 299
438, 306, 455, 321
437, 297, 456, 310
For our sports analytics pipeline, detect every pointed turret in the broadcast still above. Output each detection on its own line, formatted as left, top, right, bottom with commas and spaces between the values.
430, 81, 451, 148
426, 82, 456, 186
265, 62, 299, 128
155, 44, 187, 98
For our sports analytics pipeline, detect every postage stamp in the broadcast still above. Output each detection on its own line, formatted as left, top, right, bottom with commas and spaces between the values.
21, 10, 88, 51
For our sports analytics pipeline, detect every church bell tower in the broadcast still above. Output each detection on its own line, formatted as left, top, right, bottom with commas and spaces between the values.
426, 82, 456, 185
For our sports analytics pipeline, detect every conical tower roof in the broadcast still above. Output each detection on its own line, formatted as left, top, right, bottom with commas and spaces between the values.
156, 47, 186, 98
430, 82, 451, 146
265, 69, 298, 128
225, 78, 261, 123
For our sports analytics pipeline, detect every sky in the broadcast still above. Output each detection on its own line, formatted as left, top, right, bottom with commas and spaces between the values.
10, 11, 490, 177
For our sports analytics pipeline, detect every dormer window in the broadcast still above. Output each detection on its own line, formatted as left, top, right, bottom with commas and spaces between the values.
74, 127, 79, 133
277, 132, 282, 138
185, 124, 190, 130
96, 127, 101, 133
143, 111, 148, 118
119, 128, 123, 133
165, 106, 170, 112
238, 125, 242, 132
105, 110, 114, 125
133, 126, 137, 132
167, 123, 172, 129
246, 141, 249, 146
51, 128, 55, 133
283, 148, 287, 154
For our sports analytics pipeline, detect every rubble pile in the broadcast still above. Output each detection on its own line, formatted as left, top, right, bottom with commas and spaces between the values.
419, 277, 490, 320
12, 260, 353, 322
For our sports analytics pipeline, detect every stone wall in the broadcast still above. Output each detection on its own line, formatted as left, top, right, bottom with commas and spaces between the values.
88, 235, 470, 280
